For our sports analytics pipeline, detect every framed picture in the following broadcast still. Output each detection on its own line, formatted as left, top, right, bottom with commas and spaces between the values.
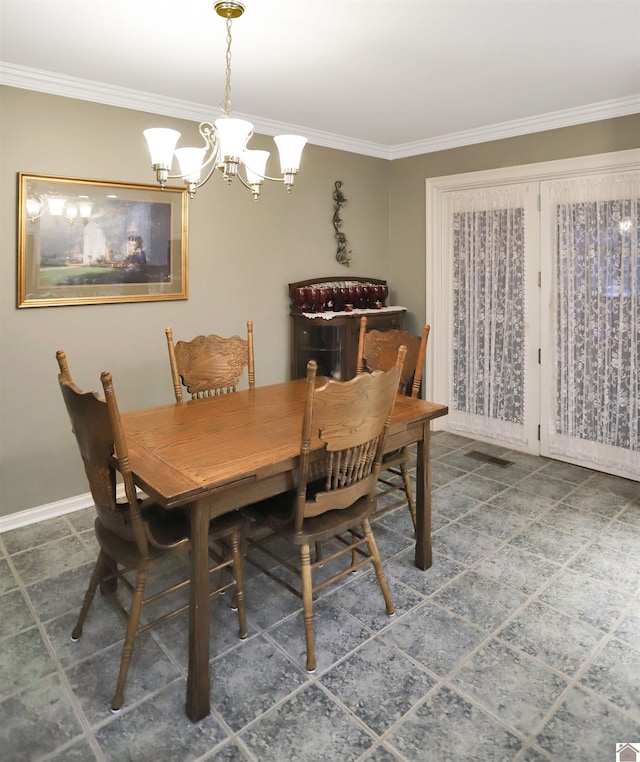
17, 173, 188, 307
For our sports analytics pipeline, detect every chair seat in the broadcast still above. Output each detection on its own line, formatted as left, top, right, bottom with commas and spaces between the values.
250, 491, 376, 545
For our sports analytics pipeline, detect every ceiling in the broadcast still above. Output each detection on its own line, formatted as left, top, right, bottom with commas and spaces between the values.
1, 0, 639, 158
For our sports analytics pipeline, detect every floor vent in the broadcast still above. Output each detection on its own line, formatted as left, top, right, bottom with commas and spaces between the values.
465, 450, 514, 468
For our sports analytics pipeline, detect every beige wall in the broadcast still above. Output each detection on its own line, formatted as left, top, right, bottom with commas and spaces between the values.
0, 86, 389, 516
1, 86, 638, 518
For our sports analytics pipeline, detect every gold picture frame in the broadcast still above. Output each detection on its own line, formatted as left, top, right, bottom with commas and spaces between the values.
18, 173, 188, 307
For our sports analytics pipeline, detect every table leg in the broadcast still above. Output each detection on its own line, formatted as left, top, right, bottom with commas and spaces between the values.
414, 422, 433, 570
186, 499, 211, 721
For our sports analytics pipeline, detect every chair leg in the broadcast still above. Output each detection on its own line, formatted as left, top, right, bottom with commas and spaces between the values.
99, 554, 118, 595
111, 568, 147, 712
400, 462, 418, 532
300, 543, 316, 673
362, 519, 395, 616
229, 530, 248, 639
314, 542, 323, 564
72, 551, 107, 640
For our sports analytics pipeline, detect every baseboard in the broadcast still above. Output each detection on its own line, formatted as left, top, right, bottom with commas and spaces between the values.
0, 486, 126, 534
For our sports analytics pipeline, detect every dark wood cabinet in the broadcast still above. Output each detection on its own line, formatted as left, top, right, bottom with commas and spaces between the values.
288, 277, 405, 381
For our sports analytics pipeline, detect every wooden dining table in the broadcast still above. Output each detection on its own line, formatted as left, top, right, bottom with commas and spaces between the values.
121, 378, 448, 722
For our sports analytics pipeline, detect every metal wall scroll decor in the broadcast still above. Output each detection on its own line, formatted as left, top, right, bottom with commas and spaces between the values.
333, 180, 352, 266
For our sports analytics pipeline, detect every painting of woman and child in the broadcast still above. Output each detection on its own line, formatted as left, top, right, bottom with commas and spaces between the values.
18, 174, 188, 307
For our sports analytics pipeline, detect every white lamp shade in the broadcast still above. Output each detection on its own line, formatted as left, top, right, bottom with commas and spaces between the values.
77, 200, 93, 219
47, 196, 67, 216
214, 117, 253, 161
175, 147, 207, 182
243, 149, 270, 184
143, 128, 181, 167
274, 134, 307, 172
26, 197, 43, 217
64, 203, 78, 221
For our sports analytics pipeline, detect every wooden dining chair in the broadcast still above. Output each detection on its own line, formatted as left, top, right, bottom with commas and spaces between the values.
246, 345, 407, 672
356, 316, 430, 530
56, 350, 247, 712
165, 321, 255, 402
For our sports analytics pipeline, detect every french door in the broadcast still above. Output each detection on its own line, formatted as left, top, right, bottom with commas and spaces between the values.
426, 151, 639, 481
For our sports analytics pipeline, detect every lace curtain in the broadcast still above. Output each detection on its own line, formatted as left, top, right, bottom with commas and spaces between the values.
547, 172, 639, 472
448, 184, 532, 445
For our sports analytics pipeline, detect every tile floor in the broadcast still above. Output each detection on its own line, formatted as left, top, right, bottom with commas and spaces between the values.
1, 432, 639, 761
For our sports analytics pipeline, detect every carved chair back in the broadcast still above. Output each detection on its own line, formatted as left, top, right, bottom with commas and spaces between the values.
56, 350, 149, 556
356, 316, 430, 398
165, 320, 255, 401
294, 346, 407, 533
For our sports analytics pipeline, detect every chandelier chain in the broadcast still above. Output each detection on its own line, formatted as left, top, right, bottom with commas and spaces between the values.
222, 16, 233, 115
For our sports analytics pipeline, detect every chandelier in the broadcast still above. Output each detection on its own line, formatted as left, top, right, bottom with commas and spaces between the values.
143, 1, 307, 201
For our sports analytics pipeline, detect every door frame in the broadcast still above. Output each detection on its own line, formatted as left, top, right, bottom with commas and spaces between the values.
425, 149, 640, 451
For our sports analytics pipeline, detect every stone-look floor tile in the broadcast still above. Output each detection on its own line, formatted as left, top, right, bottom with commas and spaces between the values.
366, 522, 415, 560
0, 673, 85, 760
508, 522, 587, 565
486, 487, 556, 519
0, 625, 58, 700
361, 743, 404, 761
431, 461, 467, 487
320, 639, 436, 735
432, 523, 502, 566
0, 588, 37, 638
586, 472, 640, 503
386, 685, 522, 761
211, 633, 308, 732
0, 557, 18, 595
450, 473, 508, 502
239, 682, 375, 761
325, 570, 424, 632
461, 440, 512, 458
384, 549, 466, 597
538, 502, 612, 539
267, 598, 373, 674
202, 742, 252, 761
538, 460, 594, 484
1, 516, 73, 555
515, 472, 576, 502
47, 737, 101, 761
43, 601, 125, 668
242, 566, 303, 630
458, 502, 529, 539
497, 600, 604, 678
561, 486, 630, 516
95, 679, 229, 762
619, 505, 640, 528
503, 450, 550, 472
539, 569, 632, 632
25, 561, 98, 622
451, 639, 568, 736
383, 601, 486, 677
474, 462, 531, 486
11, 535, 93, 587
373, 505, 416, 540
614, 600, 640, 648
151, 597, 248, 672
475, 545, 560, 596
65, 633, 182, 726
518, 746, 554, 761
580, 638, 640, 716
596, 522, 640, 559
432, 571, 526, 631
432, 484, 480, 520
535, 686, 640, 759
438, 451, 485, 474
433, 432, 476, 449
66, 508, 97, 533
570, 542, 640, 594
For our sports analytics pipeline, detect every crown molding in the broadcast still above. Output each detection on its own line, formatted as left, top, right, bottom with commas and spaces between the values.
2, 62, 638, 161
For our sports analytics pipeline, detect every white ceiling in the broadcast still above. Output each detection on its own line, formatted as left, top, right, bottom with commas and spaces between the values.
1, 0, 639, 158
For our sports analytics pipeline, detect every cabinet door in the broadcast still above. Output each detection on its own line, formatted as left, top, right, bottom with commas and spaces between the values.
291, 319, 345, 380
